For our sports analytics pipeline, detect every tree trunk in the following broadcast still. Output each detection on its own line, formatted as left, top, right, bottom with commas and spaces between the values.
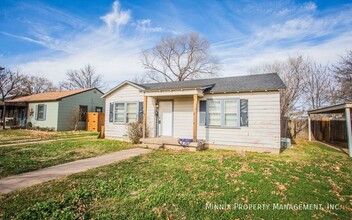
2, 102, 6, 129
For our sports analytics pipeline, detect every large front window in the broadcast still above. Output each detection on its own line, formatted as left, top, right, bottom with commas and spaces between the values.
114, 102, 138, 123
207, 99, 240, 128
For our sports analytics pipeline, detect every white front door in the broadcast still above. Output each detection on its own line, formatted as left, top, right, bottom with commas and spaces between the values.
159, 101, 173, 136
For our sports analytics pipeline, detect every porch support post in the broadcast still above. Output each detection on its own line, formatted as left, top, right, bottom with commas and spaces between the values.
308, 114, 312, 141
345, 107, 352, 157
193, 94, 198, 142
143, 96, 148, 139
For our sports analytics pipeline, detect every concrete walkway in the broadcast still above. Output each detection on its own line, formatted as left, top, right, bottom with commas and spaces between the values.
0, 148, 152, 194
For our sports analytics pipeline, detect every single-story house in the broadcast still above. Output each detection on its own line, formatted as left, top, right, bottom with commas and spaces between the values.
0, 94, 28, 127
102, 73, 286, 153
7, 88, 104, 130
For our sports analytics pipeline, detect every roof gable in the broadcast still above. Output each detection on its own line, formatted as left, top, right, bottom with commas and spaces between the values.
102, 81, 145, 98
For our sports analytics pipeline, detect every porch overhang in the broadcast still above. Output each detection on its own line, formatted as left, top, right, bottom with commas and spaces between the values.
307, 102, 352, 157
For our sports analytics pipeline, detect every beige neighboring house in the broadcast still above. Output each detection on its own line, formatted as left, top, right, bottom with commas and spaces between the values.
8, 88, 104, 131
102, 73, 286, 154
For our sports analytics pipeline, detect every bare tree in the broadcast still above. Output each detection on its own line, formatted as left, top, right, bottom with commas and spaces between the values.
0, 67, 23, 129
250, 55, 309, 118
60, 64, 106, 91
141, 33, 219, 82
333, 50, 352, 102
131, 74, 150, 84
21, 75, 58, 95
70, 108, 83, 131
303, 63, 335, 109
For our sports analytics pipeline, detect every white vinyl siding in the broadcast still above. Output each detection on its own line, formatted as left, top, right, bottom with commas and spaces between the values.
104, 84, 146, 139
198, 92, 281, 149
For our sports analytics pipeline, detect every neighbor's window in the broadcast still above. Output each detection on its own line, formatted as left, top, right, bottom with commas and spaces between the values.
114, 103, 125, 122
37, 104, 45, 120
79, 105, 88, 121
208, 100, 221, 126
224, 100, 238, 127
95, 107, 103, 112
126, 103, 137, 123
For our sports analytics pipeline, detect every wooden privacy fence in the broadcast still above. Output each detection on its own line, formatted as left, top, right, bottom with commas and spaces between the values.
286, 118, 350, 143
311, 119, 348, 142
86, 112, 105, 132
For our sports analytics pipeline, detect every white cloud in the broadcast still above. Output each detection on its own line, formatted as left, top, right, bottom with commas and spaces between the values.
100, 1, 131, 31
135, 19, 163, 32
5, 1, 157, 90
303, 2, 317, 11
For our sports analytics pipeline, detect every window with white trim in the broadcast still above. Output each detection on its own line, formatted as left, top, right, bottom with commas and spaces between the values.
207, 99, 240, 128
37, 104, 45, 121
113, 102, 139, 123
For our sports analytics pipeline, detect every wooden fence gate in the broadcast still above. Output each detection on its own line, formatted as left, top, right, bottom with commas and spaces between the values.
86, 112, 105, 132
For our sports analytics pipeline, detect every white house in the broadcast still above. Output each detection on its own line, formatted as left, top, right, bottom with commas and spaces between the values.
102, 73, 286, 153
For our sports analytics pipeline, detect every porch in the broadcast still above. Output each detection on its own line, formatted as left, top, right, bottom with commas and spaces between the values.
142, 88, 203, 143
0, 102, 28, 128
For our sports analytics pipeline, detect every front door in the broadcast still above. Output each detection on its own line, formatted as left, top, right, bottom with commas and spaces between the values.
158, 101, 173, 136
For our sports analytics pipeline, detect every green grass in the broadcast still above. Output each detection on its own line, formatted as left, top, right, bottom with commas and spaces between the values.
0, 141, 351, 219
0, 129, 98, 145
0, 139, 135, 178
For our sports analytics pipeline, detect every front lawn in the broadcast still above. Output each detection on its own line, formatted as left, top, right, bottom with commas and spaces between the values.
0, 129, 98, 145
1, 141, 351, 219
0, 139, 135, 178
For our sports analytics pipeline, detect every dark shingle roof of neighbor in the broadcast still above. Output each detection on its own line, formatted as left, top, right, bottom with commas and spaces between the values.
137, 73, 286, 93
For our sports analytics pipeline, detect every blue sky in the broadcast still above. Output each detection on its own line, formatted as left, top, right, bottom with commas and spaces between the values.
1, 0, 352, 88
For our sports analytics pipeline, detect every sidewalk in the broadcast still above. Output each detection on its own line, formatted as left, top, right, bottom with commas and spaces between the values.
0, 148, 152, 194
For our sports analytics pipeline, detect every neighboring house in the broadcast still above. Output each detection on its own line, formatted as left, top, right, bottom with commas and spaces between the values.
102, 73, 286, 153
8, 88, 104, 130
0, 94, 28, 128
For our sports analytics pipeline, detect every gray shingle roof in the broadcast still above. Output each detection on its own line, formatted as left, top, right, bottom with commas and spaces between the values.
138, 73, 286, 93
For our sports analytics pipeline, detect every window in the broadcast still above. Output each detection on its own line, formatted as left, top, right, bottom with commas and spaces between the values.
224, 100, 238, 127
79, 105, 88, 121
207, 99, 240, 128
113, 102, 139, 123
37, 104, 46, 121
208, 100, 221, 126
126, 103, 137, 123
115, 103, 125, 122
95, 107, 103, 112
199, 100, 207, 126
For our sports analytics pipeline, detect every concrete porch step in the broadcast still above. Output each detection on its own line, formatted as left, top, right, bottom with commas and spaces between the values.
141, 138, 198, 147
